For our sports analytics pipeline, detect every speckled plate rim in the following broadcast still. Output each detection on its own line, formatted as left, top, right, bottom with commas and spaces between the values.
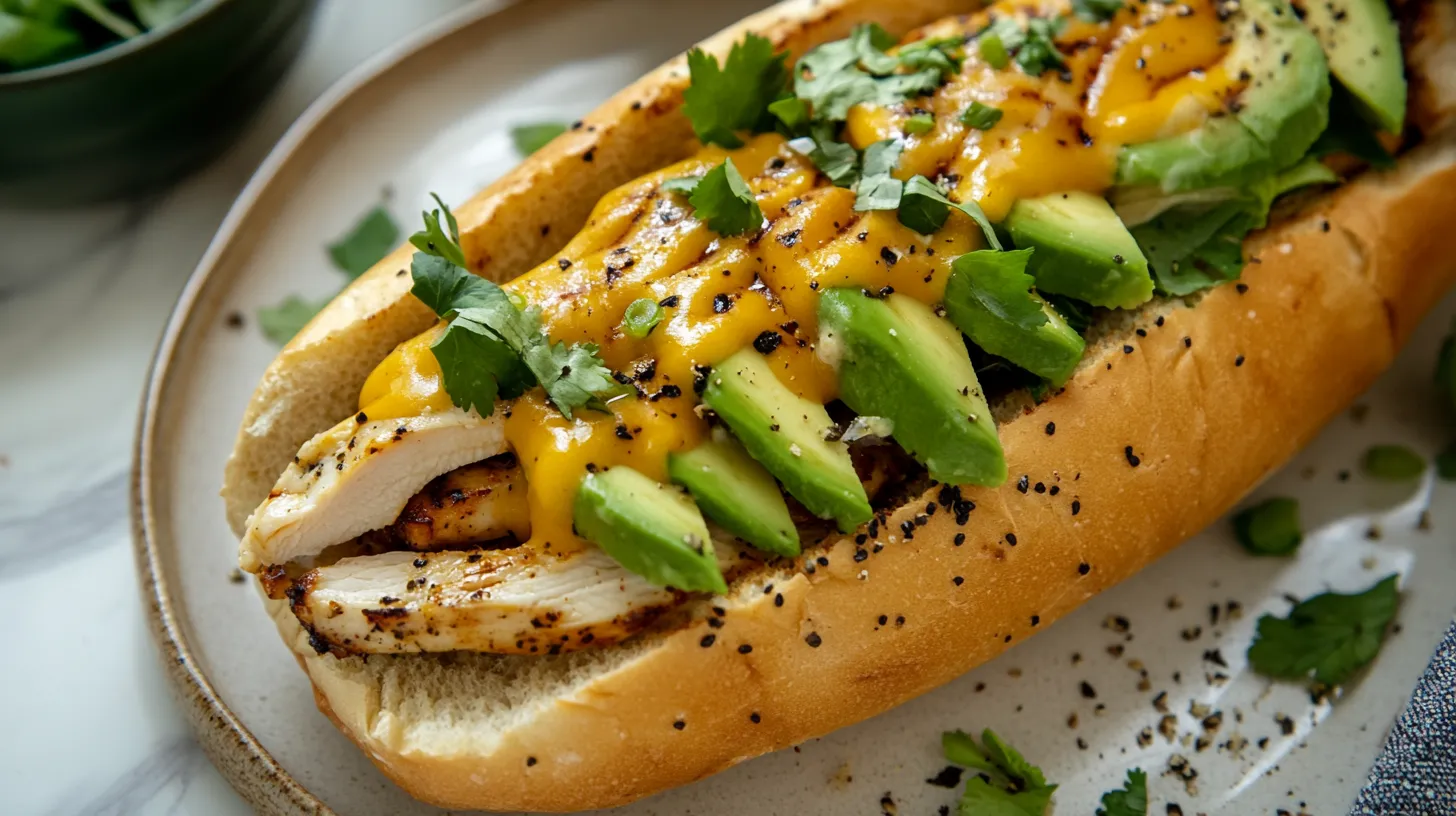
125, 2, 613, 813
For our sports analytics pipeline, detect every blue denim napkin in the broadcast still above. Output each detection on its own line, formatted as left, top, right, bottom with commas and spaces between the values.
1350, 620, 1456, 815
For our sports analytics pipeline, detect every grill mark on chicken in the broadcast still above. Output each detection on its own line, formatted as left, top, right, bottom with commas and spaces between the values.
390, 455, 527, 550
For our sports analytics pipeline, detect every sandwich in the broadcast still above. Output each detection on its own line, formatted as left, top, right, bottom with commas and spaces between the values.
222, 0, 1456, 808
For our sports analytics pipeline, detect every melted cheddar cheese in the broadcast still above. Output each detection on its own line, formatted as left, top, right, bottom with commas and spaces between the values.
358, 0, 1236, 552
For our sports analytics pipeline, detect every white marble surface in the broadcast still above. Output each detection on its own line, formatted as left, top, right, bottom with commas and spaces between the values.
0, 2, 470, 813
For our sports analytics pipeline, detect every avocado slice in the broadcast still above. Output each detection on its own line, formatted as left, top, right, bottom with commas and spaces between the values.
818, 290, 1007, 487
1116, 0, 1330, 192
1005, 191, 1154, 309
1296, 0, 1405, 133
942, 250, 1086, 387
702, 348, 872, 531
668, 429, 801, 557
573, 466, 727, 594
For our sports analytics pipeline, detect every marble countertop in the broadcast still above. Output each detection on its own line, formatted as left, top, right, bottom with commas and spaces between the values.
0, 2, 469, 812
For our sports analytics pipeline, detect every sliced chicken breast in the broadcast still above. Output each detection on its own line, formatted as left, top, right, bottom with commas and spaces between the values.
391, 456, 529, 550
239, 409, 507, 572
289, 546, 682, 655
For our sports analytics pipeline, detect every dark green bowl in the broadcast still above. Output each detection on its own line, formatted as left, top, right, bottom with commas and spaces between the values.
0, 0, 317, 207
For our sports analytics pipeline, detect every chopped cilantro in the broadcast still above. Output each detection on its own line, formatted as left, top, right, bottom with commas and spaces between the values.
1247, 575, 1401, 686
682, 33, 791, 147
687, 158, 763, 235
942, 729, 1057, 816
794, 24, 942, 122
904, 112, 935, 134
327, 205, 399, 279
410, 197, 626, 418
896, 36, 963, 76
409, 193, 466, 268
853, 139, 904, 211
791, 124, 862, 186
1073, 0, 1124, 23
948, 249, 1049, 332
257, 294, 326, 346
660, 176, 702, 195
1096, 769, 1147, 816
509, 122, 567, 157
896, 175, 1002, 248
1014, 17, 1065, 76
622, 298, 664, 339
1232, 497, 1302, 556
768, 96, 810, 132
1362, 444, 1426, 481
960, 101, 1004, 130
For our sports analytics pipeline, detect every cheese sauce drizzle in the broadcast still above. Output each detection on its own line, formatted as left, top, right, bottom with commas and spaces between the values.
358, 0, 1235, 554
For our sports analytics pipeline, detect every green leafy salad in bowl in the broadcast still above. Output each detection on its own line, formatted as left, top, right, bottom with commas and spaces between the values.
1, 0, 197, 72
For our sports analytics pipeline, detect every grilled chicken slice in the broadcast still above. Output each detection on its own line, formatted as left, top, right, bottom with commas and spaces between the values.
289, 546, 683, 655
391, 456, 529, 550
240, 410, 507, 572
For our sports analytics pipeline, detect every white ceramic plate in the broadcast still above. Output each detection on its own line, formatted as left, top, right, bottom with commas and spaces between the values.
133, 0, 1456, 812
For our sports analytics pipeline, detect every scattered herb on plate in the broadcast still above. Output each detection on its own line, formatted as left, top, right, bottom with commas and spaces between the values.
1361, 444, 1426, 481
942, 728, 1057, 815
1096, 768, 1147, 816
1246, 574, 1401, 686
510, 122, 568, 157
1232, 497, 1302, 556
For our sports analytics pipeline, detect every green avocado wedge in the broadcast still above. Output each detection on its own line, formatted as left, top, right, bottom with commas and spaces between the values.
942, 249, 1086, 387
573, 466, 727, 594
668, 429, 801, 557
703, 348, 872, 532
1116, 0, 1329, 193
1296, 0, 1406, 133
818, 290, 1007, 487
1005, 191, 1153, 309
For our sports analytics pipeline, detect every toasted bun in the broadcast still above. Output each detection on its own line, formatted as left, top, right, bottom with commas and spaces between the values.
226, 0, 1456, 810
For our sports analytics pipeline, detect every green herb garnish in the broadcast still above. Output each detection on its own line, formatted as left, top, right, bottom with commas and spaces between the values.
794, 24, 943, 122
948, 249, 1049, 331
1096, 768, 1147, 816
896, 175, 1002, 248
1232, 497, 1302, 556
978, 33, 1010, 69
943, 729, 1057, 816
1247, 575, 1401, 686
1073, 0, 1124, 23
853, 139, 904, 211
904, 112, 935, 134
685, 158, 763, 235
1014, 17, 1066, 76
1362, 444, 1426, 481
510, 122, 568, 157
1311, 83, 1396, 169
683, 33, 791, 148
767, 96, 810, 131
410, 197, 627, 417
259, 201, 400, 344
327, 206, 399, 279
960, 101, 1004, 130
0, 0, 196, 72
622, 298, 665, 339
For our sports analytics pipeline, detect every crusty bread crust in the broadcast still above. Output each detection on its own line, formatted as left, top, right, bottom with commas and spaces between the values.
228, 0, 1456, 811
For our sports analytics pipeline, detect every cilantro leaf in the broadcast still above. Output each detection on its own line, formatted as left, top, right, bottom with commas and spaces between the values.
409, 193, 466, 268
1247, 574, 1401, 686
683, 33, 791, 148
1311, 83, 1396, 169
1133, 158, 1336, 295
943, 729, 1057, 816
854, 139, 904, 211
768, 96, 810, 132
430, 320, 513, 415
327, 205, 399, 279
896, 175, 1003, 248
521, 338, 632, 416
257, 294, 325, 346
510, 122, 567, 157
688, 158, 763, 235
1232, 497, 1303, 556
661, 176, 702, 195
795, 25, 942, 122
1096, 769, 1147, 816
960, 101, 1004, 130
1073, 0, 1123, 23
897, 36, 963, 76
1014, 18, 1065, 76
948, 249, 1049, 332
849, 22, 899, 74
789, 124, 861, 186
